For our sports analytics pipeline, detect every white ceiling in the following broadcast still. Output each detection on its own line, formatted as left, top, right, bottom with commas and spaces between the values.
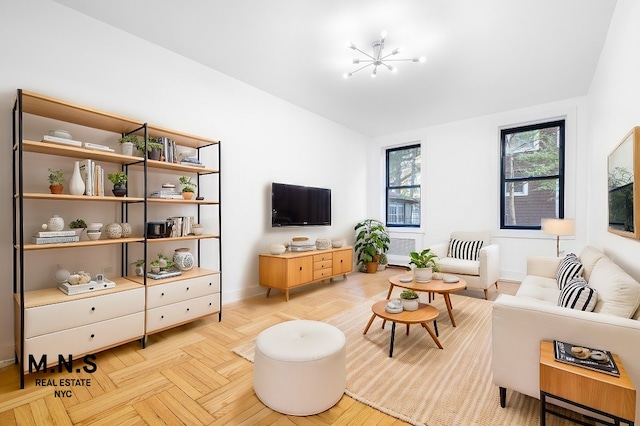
53, 0, 616, 137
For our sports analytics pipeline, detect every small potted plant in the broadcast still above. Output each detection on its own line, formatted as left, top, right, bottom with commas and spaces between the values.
47, 168, 64, 194
107, 172, 128, 197
149, 253, 174, 273
400, 289, 420, 311
131, 259, 145, 276
409, 248, 439, 283
118, 134, 140, 156
354, 219, 390, 273
179, 176, 197, 200
136, 136, 163, 160
69, 218, 87, 238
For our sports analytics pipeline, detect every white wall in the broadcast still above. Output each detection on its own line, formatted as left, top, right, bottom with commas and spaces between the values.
369, 97, 589, 281
0, 0, 368, 363
587, 0, 640, 279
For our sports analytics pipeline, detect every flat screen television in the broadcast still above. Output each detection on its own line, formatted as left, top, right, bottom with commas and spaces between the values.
271, 182, 331, 227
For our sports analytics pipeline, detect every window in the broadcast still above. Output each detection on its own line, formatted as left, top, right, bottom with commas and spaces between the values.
386, 144, 421, 227
500, 120, 565, 229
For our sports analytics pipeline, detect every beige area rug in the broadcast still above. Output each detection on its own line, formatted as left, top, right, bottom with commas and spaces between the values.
233, 293, 581, 426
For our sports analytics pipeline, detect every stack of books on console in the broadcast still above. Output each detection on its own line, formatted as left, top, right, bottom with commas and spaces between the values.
32, 230, 79, 245
289, 237, 315, 252
149, 189, 183, 199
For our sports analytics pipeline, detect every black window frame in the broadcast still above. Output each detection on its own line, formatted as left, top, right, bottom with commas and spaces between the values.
385, 143, 421, 228
500, 120, 566, 230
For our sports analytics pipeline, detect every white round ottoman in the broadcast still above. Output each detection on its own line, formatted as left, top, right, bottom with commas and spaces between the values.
253, 319, 346, 416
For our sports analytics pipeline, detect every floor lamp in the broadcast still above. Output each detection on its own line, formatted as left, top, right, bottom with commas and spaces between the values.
541, 218, 576, 257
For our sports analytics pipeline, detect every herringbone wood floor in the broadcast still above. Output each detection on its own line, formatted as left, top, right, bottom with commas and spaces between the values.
0, 269, 515, 425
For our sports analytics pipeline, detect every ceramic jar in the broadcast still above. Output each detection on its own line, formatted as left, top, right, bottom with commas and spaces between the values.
44, 215, 64, 232
401, 297, 419, 311
120, 222, 132, 238
105, 222, 123, 239
268, 244, 286, 255
173, 248, 194, 270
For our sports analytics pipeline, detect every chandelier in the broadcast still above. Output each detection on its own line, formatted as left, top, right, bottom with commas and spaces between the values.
343, 30, 426, 79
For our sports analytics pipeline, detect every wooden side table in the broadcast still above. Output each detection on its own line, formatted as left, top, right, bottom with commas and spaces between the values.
539, 340, 636, 426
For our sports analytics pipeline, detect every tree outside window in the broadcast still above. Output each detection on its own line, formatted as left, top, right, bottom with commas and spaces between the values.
500, 120, 565, 229
386, 144, 421, 227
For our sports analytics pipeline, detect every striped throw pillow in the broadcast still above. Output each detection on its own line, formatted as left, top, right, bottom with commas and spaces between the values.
556, 253, 583, 290
558, 277, 597, 312
449, 239, 483, 261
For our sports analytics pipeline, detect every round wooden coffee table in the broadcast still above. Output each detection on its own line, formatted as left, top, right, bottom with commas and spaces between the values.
387, 274, 467, 327
363, 300, 443, 357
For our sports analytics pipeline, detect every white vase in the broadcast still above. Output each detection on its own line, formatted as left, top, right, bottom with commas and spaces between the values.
414, 267, 433, 283
69, 160, 85, 196
46, 215, 64, 231
174, 248, 194, 270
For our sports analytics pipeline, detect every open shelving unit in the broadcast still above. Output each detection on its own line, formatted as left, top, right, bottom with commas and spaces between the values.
12, 89, 222, 388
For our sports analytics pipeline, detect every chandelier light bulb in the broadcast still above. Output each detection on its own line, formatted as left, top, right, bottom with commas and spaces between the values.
343, 31, 424, 79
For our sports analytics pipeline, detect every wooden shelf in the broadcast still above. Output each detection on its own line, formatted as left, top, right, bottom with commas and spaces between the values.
127, 267, 219, 286
147, 198, 219, 205
20, 237, 144, 251
19, 140, 144, 165
146, 234, 219, 243
19, 193, 144, 203
17, 278, 143, 309
132, 159, 218, 174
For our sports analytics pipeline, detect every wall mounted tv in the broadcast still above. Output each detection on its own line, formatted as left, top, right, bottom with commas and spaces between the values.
271, 182, 331, 227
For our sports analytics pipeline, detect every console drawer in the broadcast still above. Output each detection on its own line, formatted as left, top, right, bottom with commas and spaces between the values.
147, 274, 220, 308
146, 294, 220, 333
23, 311, 144, 369
24, 287, 144, 338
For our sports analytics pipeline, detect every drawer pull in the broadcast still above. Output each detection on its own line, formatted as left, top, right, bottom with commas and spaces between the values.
91, 307, 95, 311
299, 267, 302, 271
161, 315, 164, 319
186, 308, 190, 312
186, 287, 190, 291
90, 334, 95, 339
161, 292, 165, 296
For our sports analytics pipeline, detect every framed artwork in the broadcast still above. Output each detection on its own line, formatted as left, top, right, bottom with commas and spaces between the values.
608, 127, 640, 239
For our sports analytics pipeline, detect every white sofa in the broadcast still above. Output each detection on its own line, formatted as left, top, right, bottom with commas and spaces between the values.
492, 246, 640, 422
429, 231, 500, 299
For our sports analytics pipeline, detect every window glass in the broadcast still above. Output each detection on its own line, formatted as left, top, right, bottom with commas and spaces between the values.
501, 121, 565, 229
386, 144, 421, 227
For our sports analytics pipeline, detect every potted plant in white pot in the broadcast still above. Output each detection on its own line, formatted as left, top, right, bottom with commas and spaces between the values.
354, 219, 390, 273
179, 175, 197, 200
118, 134, 139, 156
409, 248, 439, 282
400, 289, 419, 311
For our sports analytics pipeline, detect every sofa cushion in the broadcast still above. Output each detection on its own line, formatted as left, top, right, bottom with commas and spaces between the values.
579, 246, 606, 282
556, 253, 583, 290
436, 257, 479, 276
589, 258, 640, 318
449, 239, 483, 261
515, 275, 560, 305
558, 277, 597, 312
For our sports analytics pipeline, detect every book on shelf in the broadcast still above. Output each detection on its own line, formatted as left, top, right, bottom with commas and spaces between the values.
41, 135, 83, 147
35, 230, 76, 238
83, 142, 115, 152
32, 235, 80, 244
79, 159, 93, 196
146, 267, 182, 280
553, 340, 620, 377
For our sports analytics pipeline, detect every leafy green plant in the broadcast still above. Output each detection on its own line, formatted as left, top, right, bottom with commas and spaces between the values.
132, 259, 145, 268
179, 176, 197, 193
354, 219, 390, 265
69, 219, 87, 229
119, 134, 141, 145
400, 289, 419, 300
136, 136, 163, 152
107, 172, 128, 186
409, 248, 439, 271
149, 253, 174, 270
47, 168, 64, 185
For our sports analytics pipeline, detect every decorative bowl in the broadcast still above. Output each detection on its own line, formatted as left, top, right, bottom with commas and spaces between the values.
331, 238, 344, 248
87, 231, 101, 241
87, 222, 103, 231
316, 238, 331, 250
48, 129, 72, 139
192, 225, 204, 236
268, 244, 286, 255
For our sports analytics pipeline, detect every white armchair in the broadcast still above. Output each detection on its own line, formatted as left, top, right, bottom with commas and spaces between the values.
428, 231, 500, 299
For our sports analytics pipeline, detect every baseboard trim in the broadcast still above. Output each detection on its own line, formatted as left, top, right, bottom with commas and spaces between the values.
0, 358, 15, 370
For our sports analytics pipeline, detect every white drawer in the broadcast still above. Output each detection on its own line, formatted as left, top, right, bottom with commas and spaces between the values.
146, 294, 220, 333
147, 274, 220, 308
24, 288, 145, 338
23, 311, 144, 370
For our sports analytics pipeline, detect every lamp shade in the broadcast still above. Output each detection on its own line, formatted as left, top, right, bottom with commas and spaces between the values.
541, 218, 575, 236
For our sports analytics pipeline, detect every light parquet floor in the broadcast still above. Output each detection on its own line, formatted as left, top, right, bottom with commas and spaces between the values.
0, 268, 517, 425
